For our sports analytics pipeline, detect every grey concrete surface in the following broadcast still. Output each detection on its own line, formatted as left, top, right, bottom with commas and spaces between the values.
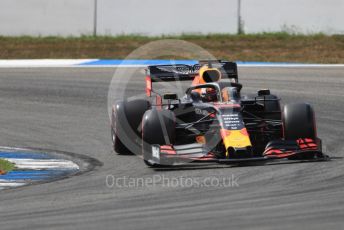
242, 0, 344, 34
0, 0, 343, 36
0, 67, 343, 229
98, 0, 237, 35
0, 0, 94, 36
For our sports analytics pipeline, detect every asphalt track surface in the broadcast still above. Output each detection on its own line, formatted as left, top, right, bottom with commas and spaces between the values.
0, 67, 343, 230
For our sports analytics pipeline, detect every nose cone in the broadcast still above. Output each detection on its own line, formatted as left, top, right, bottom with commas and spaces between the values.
221, 129, 252, 157
227, 147, 254, 158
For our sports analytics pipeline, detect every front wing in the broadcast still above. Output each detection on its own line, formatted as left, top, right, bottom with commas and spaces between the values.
144, 138, 328, 166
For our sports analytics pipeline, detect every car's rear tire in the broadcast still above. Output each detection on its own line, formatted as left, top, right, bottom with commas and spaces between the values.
142, 109, 176, 167
112, 99, 151, 155
283, 103, 317, 159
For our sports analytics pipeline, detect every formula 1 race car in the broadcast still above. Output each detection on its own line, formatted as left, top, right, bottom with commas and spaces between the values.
111, 60, 327, 167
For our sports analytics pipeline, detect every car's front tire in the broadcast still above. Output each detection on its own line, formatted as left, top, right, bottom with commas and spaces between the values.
283, 103, 316, 140
111, 127, 128, 154
111, 99, 151, 155
142, 109, 176, 167
283, 103, 318, 159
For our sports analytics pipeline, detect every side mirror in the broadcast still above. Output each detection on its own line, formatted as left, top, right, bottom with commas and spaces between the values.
258, 89, 270, 96
163, 93, 178, 100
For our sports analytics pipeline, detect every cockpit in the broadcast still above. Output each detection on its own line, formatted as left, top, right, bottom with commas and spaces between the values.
187, 83, 241, 103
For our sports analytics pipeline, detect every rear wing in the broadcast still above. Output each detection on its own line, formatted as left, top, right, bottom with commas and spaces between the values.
145, 61, 238, 96
146, 61, 238, 82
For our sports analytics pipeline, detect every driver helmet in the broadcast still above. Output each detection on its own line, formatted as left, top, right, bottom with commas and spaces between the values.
202, 87, 217, 102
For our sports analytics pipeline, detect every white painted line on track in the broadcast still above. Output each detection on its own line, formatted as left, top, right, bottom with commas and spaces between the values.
0, 60, 343, 68
0, 180, 26, 188
5, 158, 79, 170
86, 64, 344, 68
0, 146, 28, 151
237, 64, 344, 68
0, 146, 80, 189
0, 59, 97, 68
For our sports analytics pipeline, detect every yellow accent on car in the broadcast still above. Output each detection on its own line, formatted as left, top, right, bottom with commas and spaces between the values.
199, 66, 221, 83
221, 129, 252, 157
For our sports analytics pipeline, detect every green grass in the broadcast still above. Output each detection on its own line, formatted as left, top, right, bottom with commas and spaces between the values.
0, 33, 343, 63
0, 159, 15, 173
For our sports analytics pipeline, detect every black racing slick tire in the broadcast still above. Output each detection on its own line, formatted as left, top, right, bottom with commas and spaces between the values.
283, 103, 318, 160
111, 99, 151, 155
142, 109, 176, 167
283, 103, 316, 140
111, 127, 128, 154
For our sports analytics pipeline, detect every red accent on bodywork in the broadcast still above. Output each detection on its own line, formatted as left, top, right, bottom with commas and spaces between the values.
156, 95, 162, 110
297, 138, 318, 150
240, 128, 249, 136
160, 145, 176, 154
265, 149, 283, 155
146, 76, 152, 97
159, 146, 217, 160
220, 129, 231, 138
160, 145, 173, 150
264, 138, 319, 158
282, 110, 285, 139
213, 103, 241, 108
188, 152, 217, 161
